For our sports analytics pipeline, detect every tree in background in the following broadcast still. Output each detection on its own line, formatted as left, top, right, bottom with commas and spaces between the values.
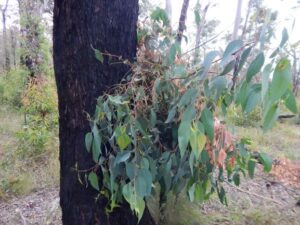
176, 0, 190, 46
18, 0, 50, 77
1, 0, 10, 71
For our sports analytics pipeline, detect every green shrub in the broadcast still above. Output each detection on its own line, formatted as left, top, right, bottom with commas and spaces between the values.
0, 68, 28, 107
227, 106, 261, 127
16, 76, 58, 157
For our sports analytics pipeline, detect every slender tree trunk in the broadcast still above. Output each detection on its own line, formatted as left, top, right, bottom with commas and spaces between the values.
165, 0, 172, 26
1, 0, 10, 71
53, 1, 155, 224
241, 0, 252, 39
10, 27, 17, 68
232, 0, 243, 40
193, 3, 210, 63
176, 0, 190, 46
18, 0, 44, 76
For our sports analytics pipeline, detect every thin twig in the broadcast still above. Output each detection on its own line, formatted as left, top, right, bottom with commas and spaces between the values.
225, 181, 284, 206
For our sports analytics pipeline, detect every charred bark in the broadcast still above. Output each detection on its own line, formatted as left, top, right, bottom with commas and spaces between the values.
53, 1, 155, 225
176, 0, 190, 46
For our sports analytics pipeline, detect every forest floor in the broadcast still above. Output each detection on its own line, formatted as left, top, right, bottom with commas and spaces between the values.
0, 105, 299, 225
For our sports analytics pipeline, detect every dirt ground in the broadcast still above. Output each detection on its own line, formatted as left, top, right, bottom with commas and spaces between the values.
0, 163, 299, 225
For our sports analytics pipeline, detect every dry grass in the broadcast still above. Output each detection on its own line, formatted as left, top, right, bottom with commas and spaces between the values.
0, 105, 59, 200
231, 121, 300, 161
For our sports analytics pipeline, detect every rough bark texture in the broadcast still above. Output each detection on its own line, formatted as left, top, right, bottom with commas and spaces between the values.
53, 1, 155, 225
176, 0, 190, 45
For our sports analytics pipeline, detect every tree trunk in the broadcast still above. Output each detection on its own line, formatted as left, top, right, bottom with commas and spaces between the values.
232, 0, 243, 40
193, 3, 210, 64
10, 27, 17, 68
18, 0, 44, 76
165, 0, 172, 26
53, 1, 155, 225
176, 0, 190, 46
1, 0, 10, 71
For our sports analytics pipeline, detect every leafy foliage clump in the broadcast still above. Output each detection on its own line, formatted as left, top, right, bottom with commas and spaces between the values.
227, 106, 261, 127
16, 76, 58, 156
0, 68, 28, 107
82, 9, 297, 221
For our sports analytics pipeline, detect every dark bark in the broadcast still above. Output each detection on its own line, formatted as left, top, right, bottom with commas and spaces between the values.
53, 1, 155, 225
176, 0, 190, 46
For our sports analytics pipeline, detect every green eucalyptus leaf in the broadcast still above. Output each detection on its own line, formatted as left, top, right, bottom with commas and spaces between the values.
94, 49, 104, 63
220, 60, 235, 76
233, 173, 240, 186
279, 28, 289, 48
188, 183, 196, 202
237, 47, 252, 73
178, 121, 191, 157
115, 126, 131, 150
199, 51, 219, 79
85, 132, 93, 152
247, 159, 256, 178
259, 153, 273, 172
221, 40, 243, 67
126, 162, 135, 180
190, 124, 206, 159
263, 103, 279, 130
165, 106, 177, 123
114, 151, 131, 166
244, 84, 261, 113
262, 64, 273, 103
284, 90, 297, 113
92, 125, 101, 163
246, 52, 265, 82
122, 183, 145, 222
178, 88, 198, 108
88, 172, 99, 191
200, 108, 214, 141
135, 169, 152, 198
169, 44, 177, 64
269, 58, 292, 103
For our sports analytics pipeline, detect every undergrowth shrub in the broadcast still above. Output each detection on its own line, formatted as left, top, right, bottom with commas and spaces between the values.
0, 68, 28, 107
227, 106, 261, 127
16, 76, 58, 157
